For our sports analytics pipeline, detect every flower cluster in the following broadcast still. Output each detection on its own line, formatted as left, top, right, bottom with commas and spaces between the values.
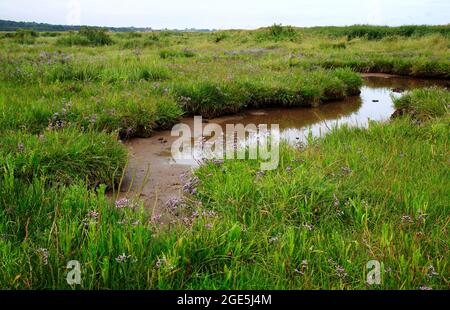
183, 177, 200, 195
115, 253, 131, 263
115, 198, 137, 209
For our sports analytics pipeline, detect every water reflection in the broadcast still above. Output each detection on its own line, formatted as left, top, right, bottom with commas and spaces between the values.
212, 76, 448, 145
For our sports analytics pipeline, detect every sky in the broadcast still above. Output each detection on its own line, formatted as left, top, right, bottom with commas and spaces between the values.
1, 0, 449, 29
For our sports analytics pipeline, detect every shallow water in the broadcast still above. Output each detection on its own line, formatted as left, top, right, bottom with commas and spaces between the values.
210, 75, 448, 146
123, 75, 448, 208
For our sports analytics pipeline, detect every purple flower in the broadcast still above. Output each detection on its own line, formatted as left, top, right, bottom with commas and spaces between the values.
115, 198, 136, 209
205, 223, 213, 230
419, 285, 433, 291
115, 253, 130, 263
183, 177, 200, 195
151, 214, 162, 223
166, 197, 182, 212
87, 210, 99, 219
335, 265, 348, 278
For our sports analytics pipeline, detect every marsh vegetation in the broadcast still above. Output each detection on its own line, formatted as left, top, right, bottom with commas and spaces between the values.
0, 25, 448, 289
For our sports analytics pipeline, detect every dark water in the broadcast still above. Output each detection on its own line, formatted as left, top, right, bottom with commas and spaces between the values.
144, 75, 448, 166
211, 75, 449, 145
124, 75, 447, 205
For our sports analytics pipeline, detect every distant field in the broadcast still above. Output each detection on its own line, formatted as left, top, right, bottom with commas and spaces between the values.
0, 25, 448, 289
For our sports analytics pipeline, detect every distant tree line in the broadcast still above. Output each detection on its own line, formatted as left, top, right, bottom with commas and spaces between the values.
0, 19, 154, 32
0, 19, 214, 32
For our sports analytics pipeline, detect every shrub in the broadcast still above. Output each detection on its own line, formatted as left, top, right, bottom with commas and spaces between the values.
212, 32, 228, 43
13, 29, 38, 44
79, 27, 114, 45
57, 27, 114, 46
256, 24, 299, 42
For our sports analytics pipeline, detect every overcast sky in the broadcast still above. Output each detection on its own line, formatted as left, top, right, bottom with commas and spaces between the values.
1, 0, 449, 29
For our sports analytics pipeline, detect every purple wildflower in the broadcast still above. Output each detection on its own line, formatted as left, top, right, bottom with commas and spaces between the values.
402, 215, 414, 224
87, 210, 99, 219
115, 253, 130, 263
335, 265, 348, 278
183, 177, 200, 195
419, 285, 433, 291
115, 198, 130, 209
166, 197, 182, 212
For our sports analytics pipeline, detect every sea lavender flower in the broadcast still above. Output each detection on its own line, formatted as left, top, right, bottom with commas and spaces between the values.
286, 166, 292, 173
401, 215, 414, 224
202, 210, 217, 218
115, 253, 130, 263
151, 214, 162, 223
115, 198, 130, 209
205, 223, 213, 230
87, 210, 99, 220
335, 265, 348, 278
419, 285, 433, 291
166, 197, 182, 212
183, 177, 200, 195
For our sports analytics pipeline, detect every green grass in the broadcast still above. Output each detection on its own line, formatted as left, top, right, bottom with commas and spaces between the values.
0, 26, 448, 289
0, 88, 447, 289
393, 87, 449, 121
0, 128, 127, 188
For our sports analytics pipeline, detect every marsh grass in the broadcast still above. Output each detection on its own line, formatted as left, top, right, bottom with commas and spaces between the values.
0, 89, 447, 289
0, 128, 127, 187
0, 26, 449, 289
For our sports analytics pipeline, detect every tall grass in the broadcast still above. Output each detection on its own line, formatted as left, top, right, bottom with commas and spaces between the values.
0, 128, 127, 187
0, 88, 447, 289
